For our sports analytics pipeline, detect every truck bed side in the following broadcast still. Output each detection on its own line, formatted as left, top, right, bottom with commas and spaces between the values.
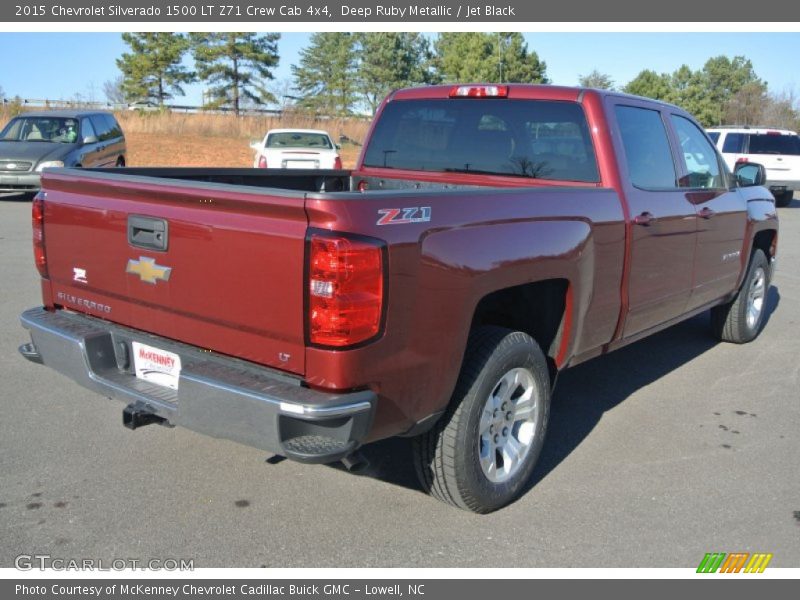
304, 185, 626, 438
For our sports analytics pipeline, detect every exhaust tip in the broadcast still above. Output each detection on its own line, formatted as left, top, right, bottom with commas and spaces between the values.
341, 451, 369, 474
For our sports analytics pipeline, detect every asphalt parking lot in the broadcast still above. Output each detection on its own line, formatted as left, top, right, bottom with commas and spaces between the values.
0, 193, 798, 568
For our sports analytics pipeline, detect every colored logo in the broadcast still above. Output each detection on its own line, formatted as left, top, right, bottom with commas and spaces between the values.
697, 552, 772, 573
376, 206, 431, 226
126, 256, 172, 285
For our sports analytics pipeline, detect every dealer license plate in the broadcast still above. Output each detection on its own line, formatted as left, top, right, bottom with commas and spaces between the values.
131, 341, 182, 390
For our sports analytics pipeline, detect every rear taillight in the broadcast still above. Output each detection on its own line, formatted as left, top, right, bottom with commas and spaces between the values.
736, 157, 749, 165
307, 233, 384, 347
334, 156, 343, 170
32, 193, 48, 278
258, 155, 267, 168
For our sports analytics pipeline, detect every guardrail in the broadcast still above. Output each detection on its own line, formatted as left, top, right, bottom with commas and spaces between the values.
1, 98, 286, 116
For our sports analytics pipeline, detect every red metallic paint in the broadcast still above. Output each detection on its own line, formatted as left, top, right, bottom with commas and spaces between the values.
35, 85, 778, 442
40, 172, 308, 375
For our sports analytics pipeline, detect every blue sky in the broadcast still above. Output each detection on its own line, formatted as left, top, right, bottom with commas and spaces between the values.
1, 32, 798, 107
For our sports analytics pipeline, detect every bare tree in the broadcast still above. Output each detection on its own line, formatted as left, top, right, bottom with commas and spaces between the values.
266, 77, 298, 110
103, 77, 126, 105
723, 82, 767, 125
759, 88, 800, 130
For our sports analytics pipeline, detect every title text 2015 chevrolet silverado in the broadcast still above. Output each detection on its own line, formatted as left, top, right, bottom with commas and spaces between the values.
19, 85, 778, 512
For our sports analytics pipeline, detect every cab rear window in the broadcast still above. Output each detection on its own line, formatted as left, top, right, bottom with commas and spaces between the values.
362, 99, 599, 182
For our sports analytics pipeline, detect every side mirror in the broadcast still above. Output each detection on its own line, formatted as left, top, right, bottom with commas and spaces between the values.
734, 161, 767, 187
82, 135, 98, 145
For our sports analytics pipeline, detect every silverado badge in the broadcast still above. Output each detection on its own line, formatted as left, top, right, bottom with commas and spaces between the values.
126, 256, 172, 284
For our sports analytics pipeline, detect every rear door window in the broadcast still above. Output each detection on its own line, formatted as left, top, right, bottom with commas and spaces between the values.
707, 132, 720, 144
80, 117, 96, 141
362, 99, 600, 182
89, 115, 112, 141
722, 133, 745, 153
747, 134, 800, 155
614, 105, 677, 189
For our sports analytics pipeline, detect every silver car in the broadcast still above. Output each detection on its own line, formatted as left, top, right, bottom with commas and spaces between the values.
0, 110, 127, 194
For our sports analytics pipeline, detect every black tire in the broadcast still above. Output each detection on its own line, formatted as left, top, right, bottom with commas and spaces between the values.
774, 191, 793, 208
412, 326, 551, 513
711, 249, 770, 343
115, 157, 126, 167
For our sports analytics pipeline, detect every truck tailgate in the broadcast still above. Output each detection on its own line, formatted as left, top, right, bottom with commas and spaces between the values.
39, 171, 307, 375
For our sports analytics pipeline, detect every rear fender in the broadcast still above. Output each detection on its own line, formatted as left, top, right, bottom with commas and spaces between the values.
411, 218, 593, 411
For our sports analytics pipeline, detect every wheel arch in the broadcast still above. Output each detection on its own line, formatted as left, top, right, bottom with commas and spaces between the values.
752, 227, 777, 261
470, 278, 571, 383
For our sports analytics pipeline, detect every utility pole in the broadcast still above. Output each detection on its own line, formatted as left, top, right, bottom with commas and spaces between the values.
498, 33, 504, 83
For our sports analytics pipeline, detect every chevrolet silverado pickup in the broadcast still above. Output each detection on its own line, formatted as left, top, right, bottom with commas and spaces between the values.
19, 85, 779, 513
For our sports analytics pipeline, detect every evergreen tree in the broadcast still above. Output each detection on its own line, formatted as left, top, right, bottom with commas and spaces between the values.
292, 33, 358, 115
578, 69, 615, 90
701, 55, 765, 126
623, 69, 673, 101
497, 33, 549, 84
669, 65, 717, 126
357, 33, 433, 114
624, 56, 766, 127
191, 32, 280, 116
117, 33, 194, 105
433, 33, 548, 84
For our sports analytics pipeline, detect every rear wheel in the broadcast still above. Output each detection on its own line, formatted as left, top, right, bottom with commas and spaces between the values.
412, 326, 551, 513
115, 157, 125, 167
711, 249, 770, 343
774, 190, 793, 207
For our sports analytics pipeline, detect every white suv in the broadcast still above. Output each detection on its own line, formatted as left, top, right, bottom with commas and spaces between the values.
707, 127, 800, 207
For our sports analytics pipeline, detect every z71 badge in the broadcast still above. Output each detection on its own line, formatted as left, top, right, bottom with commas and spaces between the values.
376, 206, 431, 226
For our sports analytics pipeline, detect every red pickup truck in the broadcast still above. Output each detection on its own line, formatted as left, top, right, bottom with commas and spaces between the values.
19, 85, 778, 513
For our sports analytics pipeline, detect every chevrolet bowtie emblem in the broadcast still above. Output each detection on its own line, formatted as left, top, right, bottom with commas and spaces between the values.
126, 256, 172, 284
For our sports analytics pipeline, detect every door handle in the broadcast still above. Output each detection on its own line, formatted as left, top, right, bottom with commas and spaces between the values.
699, 207, 715, 219
634, 211, 655, 226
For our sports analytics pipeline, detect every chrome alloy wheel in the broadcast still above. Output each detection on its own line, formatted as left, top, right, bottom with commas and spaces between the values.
746, 266, 766, 330
478, 367, 540, 483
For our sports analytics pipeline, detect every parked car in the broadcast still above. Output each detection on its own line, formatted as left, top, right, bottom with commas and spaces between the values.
0, 111, 126, 194
19, 85, 777, 513
251, 128, 342, 170
707, 126, 799, 207
127, 100, 160, 112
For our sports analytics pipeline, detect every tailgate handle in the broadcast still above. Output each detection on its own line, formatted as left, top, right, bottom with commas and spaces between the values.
128, 216, 168, 251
